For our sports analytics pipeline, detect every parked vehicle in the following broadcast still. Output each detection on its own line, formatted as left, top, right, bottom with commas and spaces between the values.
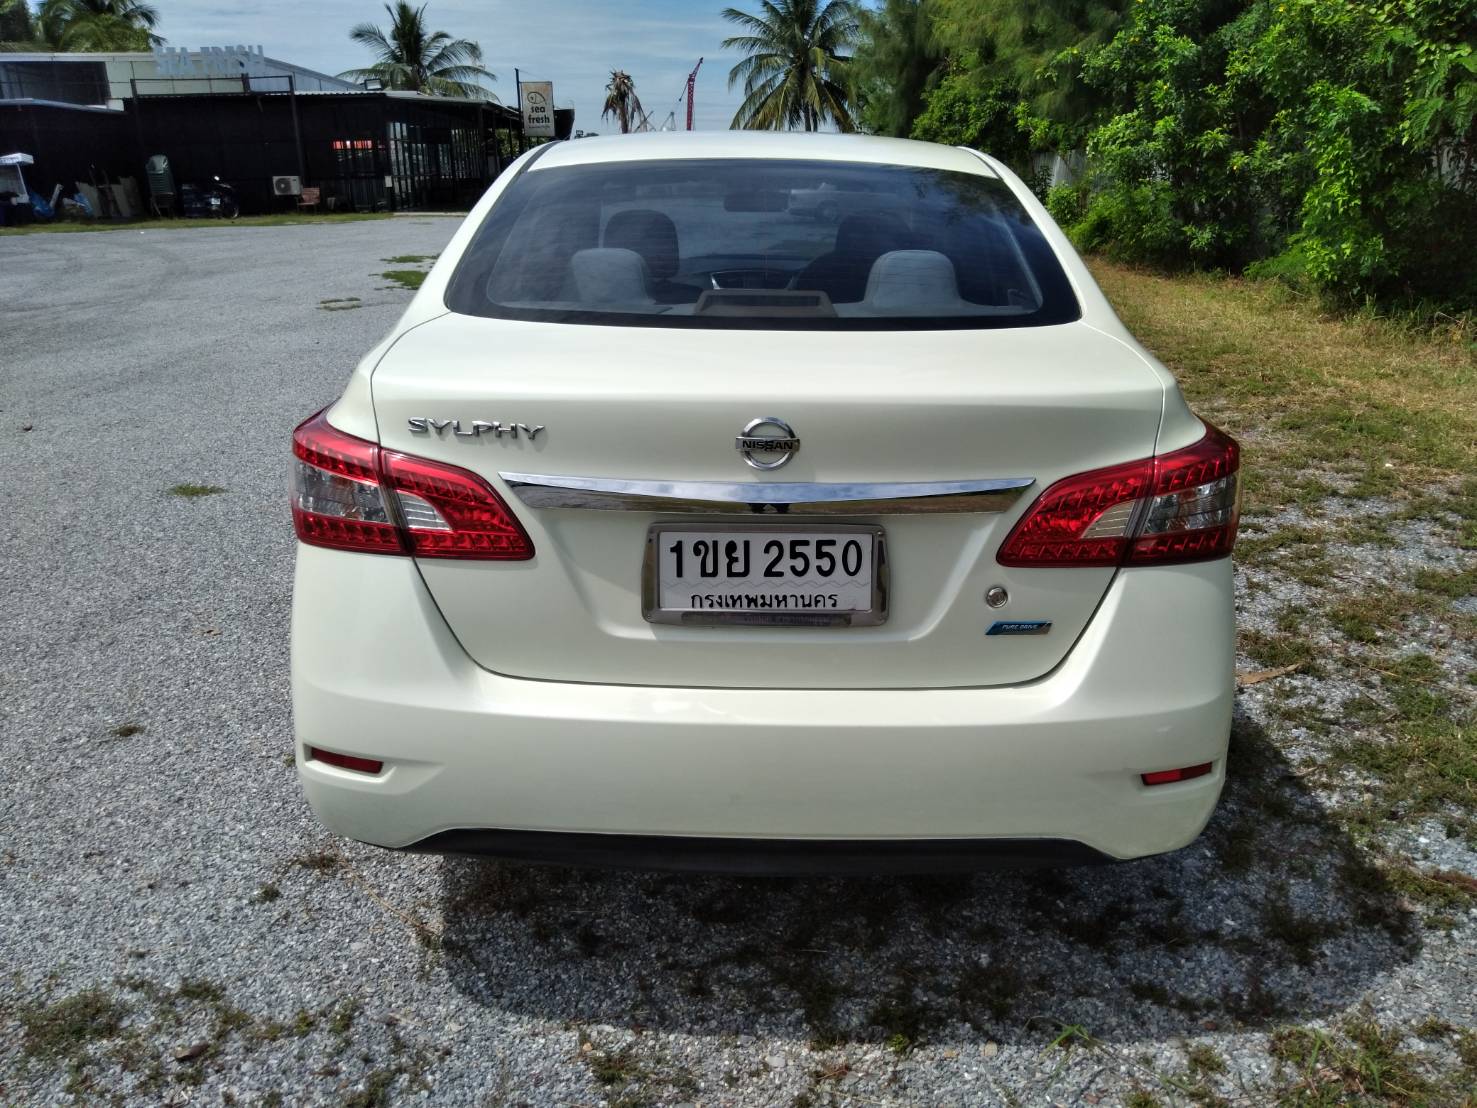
180, 175, 238, 219
290, 132, 1240, 873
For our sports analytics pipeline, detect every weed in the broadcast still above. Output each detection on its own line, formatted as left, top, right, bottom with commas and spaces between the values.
1411, 565, 1477, 600
255, 882, 281, 903
586, 1042, 644, 1086
380, 269, 427, 291
169, 483, 225, 498
20, 989, 127, 1060
110, 722, 144, 738
1240, 629, 1318, 671
1269, 1017, 1432, 1105
177, 978, 225, 1003
329, 997, 361, 1036
291, 850, 342, 874
383, 254, 436, 264
1186, 1042, 1227, 1076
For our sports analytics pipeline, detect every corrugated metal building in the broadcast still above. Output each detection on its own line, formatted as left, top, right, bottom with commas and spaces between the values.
0, 51, 568, 215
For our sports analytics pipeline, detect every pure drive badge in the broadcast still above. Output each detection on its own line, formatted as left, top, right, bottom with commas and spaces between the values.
986, 620, 1053, 636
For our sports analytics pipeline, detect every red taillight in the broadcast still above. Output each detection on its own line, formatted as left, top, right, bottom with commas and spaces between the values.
291, 410, 534, 560
1141, 762, 1213, 786
998, 423, 1239, 568
308, 747, 384, 774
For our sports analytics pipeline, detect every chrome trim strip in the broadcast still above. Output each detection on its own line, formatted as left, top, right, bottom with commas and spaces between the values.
499, 472, 1035, 515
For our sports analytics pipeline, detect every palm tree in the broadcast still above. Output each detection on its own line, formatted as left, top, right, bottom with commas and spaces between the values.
32, 0, 162, 50
721, 0, 858, 132
601, 70, 644, 134
340, 1, 494, 99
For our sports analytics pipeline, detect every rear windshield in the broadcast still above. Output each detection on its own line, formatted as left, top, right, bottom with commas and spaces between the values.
445, 157, 1080, 330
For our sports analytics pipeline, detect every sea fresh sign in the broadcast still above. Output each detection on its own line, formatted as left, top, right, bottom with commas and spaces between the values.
519, 81, 555, 138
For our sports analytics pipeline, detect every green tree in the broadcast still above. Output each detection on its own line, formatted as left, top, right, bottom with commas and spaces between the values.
601, 70, 645, 134
852, 0, 944, 137
32, 0, 162, 50
340, 1, 493, 98
0, 0, 36, 45
722, 0, 860, 131
909, 59, 1030, 168
931, 0, 1128, 141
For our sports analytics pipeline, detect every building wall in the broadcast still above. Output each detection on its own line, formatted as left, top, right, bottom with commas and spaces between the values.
0, 51, 356, 109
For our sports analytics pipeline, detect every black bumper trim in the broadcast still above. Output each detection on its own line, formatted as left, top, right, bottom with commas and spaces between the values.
400, 829, 1117, 875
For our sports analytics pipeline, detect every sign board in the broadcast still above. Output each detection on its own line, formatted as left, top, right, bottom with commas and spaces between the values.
153, 46, 269, 79
519, 81, 555, 138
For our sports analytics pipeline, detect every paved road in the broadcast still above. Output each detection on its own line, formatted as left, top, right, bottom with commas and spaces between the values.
0, 220, 1461, 1106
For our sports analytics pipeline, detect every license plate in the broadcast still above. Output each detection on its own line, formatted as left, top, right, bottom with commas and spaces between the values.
643, 524, 887, 627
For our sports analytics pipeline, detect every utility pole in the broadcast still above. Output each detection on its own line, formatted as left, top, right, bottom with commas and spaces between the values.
684, 57, 703, 130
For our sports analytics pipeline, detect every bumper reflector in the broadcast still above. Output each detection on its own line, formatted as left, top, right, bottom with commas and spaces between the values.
1142, 762, 1213, 786
308, 747, 384, 775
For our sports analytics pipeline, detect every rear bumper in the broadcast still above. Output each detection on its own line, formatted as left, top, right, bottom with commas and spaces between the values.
407, 829, 1114, 874
292, 545, 1233, 865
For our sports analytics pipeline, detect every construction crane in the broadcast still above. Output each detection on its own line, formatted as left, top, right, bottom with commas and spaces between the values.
681, 57, 703, 130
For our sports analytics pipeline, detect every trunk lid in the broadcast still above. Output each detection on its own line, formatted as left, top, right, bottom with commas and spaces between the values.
371, 314, 1163, 689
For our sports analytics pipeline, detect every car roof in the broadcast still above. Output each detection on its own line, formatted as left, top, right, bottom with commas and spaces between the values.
530, 131, 998, 177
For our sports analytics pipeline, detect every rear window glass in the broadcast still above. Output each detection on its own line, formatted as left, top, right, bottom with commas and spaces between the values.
445, 157, 1079, 330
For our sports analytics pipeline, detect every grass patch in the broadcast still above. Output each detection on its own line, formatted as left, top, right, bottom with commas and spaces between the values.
383, 254, 437, 264
291, 850, 342, 874
1093, 262, 1477, 514
318, 296, 362, 312
110, 722, 144, 738
1240, 629, 1318, 671
1411, 564, 1477, 601
0, 213, 393, 235
1268, 1017, 1435, 1106
20, 989, 128, 1061
380, 269, 427, 291
168, 483, 225, 498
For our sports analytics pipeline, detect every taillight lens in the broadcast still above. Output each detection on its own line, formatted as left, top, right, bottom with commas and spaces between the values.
998, 423, 1239, 568
291, 410, 534, 560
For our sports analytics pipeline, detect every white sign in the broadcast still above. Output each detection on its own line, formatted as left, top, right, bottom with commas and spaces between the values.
153, 46, 268, 79
519, 81, 555, 138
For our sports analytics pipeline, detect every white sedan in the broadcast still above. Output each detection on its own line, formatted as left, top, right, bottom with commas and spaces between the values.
290, 131, 1240, 873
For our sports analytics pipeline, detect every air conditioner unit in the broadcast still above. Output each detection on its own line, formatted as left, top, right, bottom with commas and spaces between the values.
272, 175, 302, 197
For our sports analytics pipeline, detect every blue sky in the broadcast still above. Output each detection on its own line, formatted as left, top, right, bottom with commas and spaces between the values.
148, 0, 750, 132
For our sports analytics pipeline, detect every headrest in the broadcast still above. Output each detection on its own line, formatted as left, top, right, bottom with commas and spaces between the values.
570, 248, 654, 305
604, 209, 679, 279
863, 250, 967, 310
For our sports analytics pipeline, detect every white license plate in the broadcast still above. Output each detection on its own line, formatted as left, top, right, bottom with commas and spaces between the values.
643, 524, 887, 626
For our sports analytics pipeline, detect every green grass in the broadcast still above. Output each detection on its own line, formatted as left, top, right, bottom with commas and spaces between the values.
383, 253, 437, 264
0, 212, 394, 236
1268, 1017, 1437, 1106
380, 268, 428, 290
19, 989, 128, 1061
168, 483, 225, 498
1093, 262, 1477, 514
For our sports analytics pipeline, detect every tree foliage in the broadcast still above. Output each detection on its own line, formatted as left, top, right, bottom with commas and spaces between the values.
851, 0, 1477, 312
0, 0, 36, 45
601, 70, 645, 134
340, 1, 493, 99
722, 0, 860, 131
27, 0, 161, 50
852, 0, 944, 137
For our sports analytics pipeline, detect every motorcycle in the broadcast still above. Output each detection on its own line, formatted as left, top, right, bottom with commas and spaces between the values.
180, 175, 239, 219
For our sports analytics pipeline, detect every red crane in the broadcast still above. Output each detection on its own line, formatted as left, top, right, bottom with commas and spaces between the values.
683, 57, 704, 130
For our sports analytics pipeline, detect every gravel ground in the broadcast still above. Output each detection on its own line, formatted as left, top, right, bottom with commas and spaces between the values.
1, 220, 1473, 1107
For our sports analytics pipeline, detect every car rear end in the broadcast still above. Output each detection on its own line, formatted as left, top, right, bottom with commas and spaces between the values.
290, 133, 1239, 872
